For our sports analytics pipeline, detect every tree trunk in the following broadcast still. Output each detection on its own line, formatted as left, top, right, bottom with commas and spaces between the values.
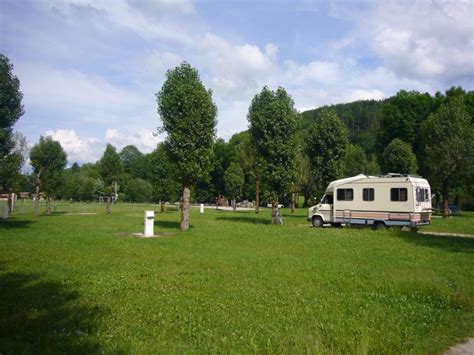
255, 176, 260, 214
46, 195, 51, 214
7, 190, 13, 213
442, 181, 449, 219
106, 196, 111, 214
303, 194, 308, 208
181, 183, 190, 231
271, 201, 283, 225
291, 191, 296, 213
34, 177, 40, 217
160, 201, 165, 213
232, 199, 236, 210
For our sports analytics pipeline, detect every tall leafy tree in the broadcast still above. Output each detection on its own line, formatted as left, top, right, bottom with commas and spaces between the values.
30, 136, 67, 216
343, 144, 368, 177
306, 110, 349, 199
0, 132, 27, 212
0, 54, 25, 209
224, 162, 244, 210
119, 145, 148, 179
381, 138, 418, 174
157, 62, 217, 231
248, 86, 299, 224
149, 143, 180, 212
421, 97, 474, 218
124, 178, 153, 203
98, 144, 123, 214
231, 130, 261, 212
365, 155, 381, 176
377, 90, 433, 155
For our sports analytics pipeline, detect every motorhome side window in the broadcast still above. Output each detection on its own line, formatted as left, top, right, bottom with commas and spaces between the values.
337, 189, 353, 201
391, 188, 408, 202
363, 188, 374, 201
416, 187, 430, 202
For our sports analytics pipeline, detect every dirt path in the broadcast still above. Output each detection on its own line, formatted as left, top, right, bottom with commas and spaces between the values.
418, 231, 474, 238
445, 338, 474, 354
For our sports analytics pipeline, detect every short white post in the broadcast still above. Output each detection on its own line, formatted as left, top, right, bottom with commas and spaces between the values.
144, 210, 154, 237
2, 206, 9, 219
200, 203, 204, 214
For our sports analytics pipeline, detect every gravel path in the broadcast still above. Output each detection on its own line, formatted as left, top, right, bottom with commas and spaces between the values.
445, 338, 474, 354
418, 231, 474, 238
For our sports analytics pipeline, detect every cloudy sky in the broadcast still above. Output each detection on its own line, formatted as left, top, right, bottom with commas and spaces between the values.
1, 0, 473, 165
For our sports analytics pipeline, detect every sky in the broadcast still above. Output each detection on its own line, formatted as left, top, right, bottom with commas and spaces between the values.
1, 0, 473, 166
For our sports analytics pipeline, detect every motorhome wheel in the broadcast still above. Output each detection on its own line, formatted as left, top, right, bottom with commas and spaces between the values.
312, 216, 323, 228
374, 221, 386, 230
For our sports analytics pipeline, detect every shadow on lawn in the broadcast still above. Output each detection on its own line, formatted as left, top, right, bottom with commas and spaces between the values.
0, 218, 35, 230
0, 268, 104, 354
154, 220, 190, 230
216, 216, 271, 225
398, 232, 474, 253
281, 213, 304, 219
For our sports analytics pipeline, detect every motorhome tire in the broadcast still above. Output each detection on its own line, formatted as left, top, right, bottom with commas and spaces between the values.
312, 216, 323, 228
374, 221, 386, 230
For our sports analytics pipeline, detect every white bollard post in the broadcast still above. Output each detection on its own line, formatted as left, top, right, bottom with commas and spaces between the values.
144, 211, 155, 237
2, 206, 9, 219
200, 203, 204, 214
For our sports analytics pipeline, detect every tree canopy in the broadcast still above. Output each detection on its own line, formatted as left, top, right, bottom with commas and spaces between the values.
306, 110, 349, 198
421, 96, 474, 217
30, 136, 67, 215
224, 162, 244, 210
0, 54, 25, 194
99, 144, 123, 188
157, 62, 217, 230
381, 138, 418, 175
149, 142, 180, 211
248, 86, 299, 223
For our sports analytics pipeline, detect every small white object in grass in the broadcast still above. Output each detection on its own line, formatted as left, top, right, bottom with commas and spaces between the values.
144, 210, 155, 237
200, 203, 204, 213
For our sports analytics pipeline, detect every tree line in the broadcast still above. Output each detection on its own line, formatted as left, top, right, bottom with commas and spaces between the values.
1, 56, 473, 226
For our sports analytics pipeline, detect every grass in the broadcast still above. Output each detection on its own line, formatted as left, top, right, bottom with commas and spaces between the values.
424, 212, 474, 235
1, 202, 473, 353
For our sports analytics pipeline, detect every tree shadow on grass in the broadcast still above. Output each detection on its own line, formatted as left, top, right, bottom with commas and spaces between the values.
0, 218, 35, 230
281, 213, 304, 219
215, 216, 271, 225
0, 268, 104, 354
397, 231, 474, 254
154, 220, 192, 230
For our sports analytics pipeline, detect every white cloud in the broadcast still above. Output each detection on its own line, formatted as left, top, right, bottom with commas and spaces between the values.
43, 127, 162, 165
345, 89, 385, 102
199, 33, 278, 101
145, 50, 183, 74
45, 129, 103, 164
50, 0, 194, 44
284, 60, 341, 85
365, 0, 474, 84
104, 128, 161, 153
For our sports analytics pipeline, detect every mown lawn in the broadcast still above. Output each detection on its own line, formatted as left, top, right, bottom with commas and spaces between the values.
0, 203, 473, 353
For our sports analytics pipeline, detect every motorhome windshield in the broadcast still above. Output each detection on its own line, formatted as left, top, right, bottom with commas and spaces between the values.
321, 194, 333, 204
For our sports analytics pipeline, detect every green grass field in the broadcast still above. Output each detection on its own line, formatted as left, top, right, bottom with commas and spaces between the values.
1, 202, 473, 353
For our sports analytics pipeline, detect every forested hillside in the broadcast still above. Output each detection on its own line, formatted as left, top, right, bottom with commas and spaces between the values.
302, 87, 474, 210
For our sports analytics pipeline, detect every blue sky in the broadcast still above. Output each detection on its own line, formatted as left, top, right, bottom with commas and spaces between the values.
1, 0, 473, 165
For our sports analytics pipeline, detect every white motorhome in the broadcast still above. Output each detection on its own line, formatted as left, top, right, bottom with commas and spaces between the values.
307, 174, 432, 229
